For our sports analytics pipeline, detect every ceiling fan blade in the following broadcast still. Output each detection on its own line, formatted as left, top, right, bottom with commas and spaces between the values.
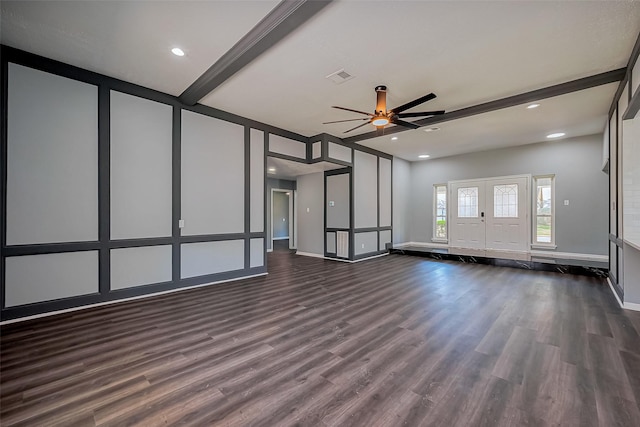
332, 106, 374, 116
390, 93, 437, 114
323, 118, 370, 124
344, 121, 372, 133
395, 110, 445, 118
391, 118, 421, 129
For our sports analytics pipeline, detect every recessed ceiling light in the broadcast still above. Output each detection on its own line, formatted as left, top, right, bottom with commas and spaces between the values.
391, 136, 398, 141
171, 47, 185, 57
527, 103, 540, 109
268, 167, 276, 173
547, 132, 565, 139
285, 192, 290, 196
424, 127, 440, 132
418, 154, 430, 158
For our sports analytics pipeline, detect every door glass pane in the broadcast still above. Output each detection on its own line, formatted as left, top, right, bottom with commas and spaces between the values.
457, 187, 478, 218
536, 216, 552, 243
494, 184, 518, 217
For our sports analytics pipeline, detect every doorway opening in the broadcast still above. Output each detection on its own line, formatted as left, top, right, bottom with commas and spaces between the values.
270, 188, 296, 252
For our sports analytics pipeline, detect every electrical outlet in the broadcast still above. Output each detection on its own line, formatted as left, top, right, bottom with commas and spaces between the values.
361, 244, 365, 249
564, 200, 569, 206
306, 207, 310, 213
178, 219, 185, 228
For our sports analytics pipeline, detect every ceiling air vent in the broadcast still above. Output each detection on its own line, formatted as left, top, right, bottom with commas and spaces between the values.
326, 69, 354, 84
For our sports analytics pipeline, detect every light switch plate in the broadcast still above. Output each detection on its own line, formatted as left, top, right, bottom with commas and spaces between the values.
178, 219, 185, 228
329, 201, 335, 207
564, 200, 569, 206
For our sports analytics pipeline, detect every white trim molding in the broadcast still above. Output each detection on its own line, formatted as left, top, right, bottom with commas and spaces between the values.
607, 278, 640, 312
397, 241, 449, 249
295, 251, 388, 263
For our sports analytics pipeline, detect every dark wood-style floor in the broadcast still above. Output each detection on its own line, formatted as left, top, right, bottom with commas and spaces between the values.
2, 251, 640, 426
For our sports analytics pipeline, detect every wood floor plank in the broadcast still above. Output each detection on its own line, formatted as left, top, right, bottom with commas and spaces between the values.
2, 250, 639, 426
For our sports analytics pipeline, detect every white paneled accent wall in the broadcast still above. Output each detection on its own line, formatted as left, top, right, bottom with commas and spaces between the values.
326, 173, 350, 229
110, 91, 173, 239
181, 110, 245, 235
110, 246, 172, 290
379, 157, 392, 227
312, 141, 322, 159
355, 232, 378, 255
250, 129, 265, 232
269, 134, 306, 159
328, 142, 352, 163
354, 150, 378, 228
6, 63, 98, 245
5, 252, 99, 307
250, 238, 264, 268
181, 240, 245, 279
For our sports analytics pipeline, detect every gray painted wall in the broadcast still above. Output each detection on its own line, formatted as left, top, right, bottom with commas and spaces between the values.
355, 231, 378, 255
327, 173, 350, 229
392, 157, 411, 244
272, 191, 290, 239
296, 172, 324, 255
267, 178, 296, 250
408, 135, 608, 255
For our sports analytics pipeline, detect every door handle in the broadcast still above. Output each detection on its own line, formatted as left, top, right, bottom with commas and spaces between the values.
481, 212, 485, 218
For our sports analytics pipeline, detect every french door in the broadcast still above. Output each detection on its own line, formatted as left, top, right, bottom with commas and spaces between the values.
449, 175, 530, 255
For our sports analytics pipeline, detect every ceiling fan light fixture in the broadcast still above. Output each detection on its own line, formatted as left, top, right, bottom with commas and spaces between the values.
372, 116, 389, 126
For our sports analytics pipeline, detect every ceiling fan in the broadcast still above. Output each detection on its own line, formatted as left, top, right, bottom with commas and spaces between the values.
323, 85, 445, 134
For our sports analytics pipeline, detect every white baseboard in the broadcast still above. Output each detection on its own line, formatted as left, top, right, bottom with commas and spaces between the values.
272, 237, 289, 240
530, 250, 608, 262
267, 248, 273, 253
606, 278, 640, 311
625, 302, 640, 311
295, 251, 324, 258
296, 251, 389, 263
0, 272, 269, 326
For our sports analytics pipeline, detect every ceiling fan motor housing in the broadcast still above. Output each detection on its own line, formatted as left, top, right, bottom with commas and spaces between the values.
375, 85, 388, 114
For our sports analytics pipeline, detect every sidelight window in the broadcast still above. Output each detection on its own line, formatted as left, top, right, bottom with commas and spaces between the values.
533, 175, 555, 245
433, 184, 447, 240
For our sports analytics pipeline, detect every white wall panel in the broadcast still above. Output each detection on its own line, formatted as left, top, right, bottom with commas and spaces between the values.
181, 110, 244, 235
5, 251, 98, 307
269, 134, 306, 159
354, 150, 378, 228
250, 129, 265, 232
328, 142, 352, 163
250, 238, 264, 268
181, 240, 244, 278
110, 245, 172, 290
327, 173, 350, 229
110, 91, 172, 239
327, 232, 336, 253
6, 63, 98, 245
312, 141, 322, 159
379, 157, 392, 227
355, 232, 378, 255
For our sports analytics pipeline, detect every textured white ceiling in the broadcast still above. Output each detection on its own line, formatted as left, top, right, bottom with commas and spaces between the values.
2, 1, 639, 160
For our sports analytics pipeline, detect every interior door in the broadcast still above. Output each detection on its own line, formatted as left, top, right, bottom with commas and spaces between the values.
449, 181, 486, 249
485, 176, 529, 253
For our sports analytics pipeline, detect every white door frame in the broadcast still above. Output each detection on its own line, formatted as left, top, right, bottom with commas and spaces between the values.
270, 188, 295, 250
448, 174, 531, 259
